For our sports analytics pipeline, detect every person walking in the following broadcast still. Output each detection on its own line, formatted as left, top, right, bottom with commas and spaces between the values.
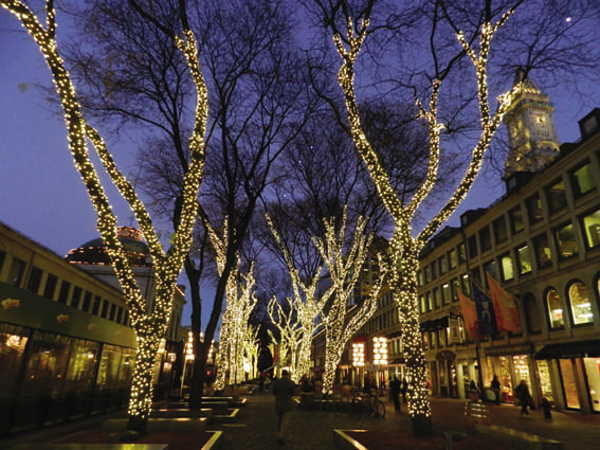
272, 369, 296, 445
491, 375, 501, 405
515, 380, 531, 416
390, 376, 401, 412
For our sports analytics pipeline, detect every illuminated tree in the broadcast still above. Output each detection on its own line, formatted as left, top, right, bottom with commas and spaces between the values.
0, 0, 208, 432
267, 296, 303, 380
324, 0, 522, 434
313, 211, 385, 394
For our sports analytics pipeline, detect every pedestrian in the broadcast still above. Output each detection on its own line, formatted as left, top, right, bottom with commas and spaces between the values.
401, 378, 409, 403
390, 376, 401, 412
491, 375, 501, 405
541, 397, 552, 421
515, 380, 531, 415
468, 380, 479, 395
272, 369, 297, 445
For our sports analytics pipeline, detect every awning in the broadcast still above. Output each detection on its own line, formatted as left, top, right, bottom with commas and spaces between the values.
420, 316, 449, 332
534, 340, 600, 360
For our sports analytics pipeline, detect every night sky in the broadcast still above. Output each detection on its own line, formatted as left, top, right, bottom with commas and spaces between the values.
1, 9, 598, 326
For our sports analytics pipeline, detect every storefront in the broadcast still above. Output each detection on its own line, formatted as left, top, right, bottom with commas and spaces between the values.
483, 344, 536, 404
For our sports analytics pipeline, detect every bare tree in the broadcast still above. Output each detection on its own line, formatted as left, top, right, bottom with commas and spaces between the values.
1, 0, 209, 432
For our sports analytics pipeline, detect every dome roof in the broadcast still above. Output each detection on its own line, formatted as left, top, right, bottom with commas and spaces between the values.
65, 226, 152, 267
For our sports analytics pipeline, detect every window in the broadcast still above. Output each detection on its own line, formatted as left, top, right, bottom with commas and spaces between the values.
470, 268, 482, 288
418, 270, 424, 286
448, 249, 458, 270
516, 244, 532, 275
439, 255, 448, 274
458, 243, 466, 263
82, 291, 92, 312
43, 273, 58, 300
570, 161, 595, 197
425, 266, 431, 283
568, 281, 594, 325
109, 303, 117, 321
483, 260, 498, 282
426, 292, 432, 311
92, 296, 102, 316
420, 295, 426, 313
479, 227, 492, 253
493, 217, 508, 244
546, 288, 564, 328
442, 283, 451, 305
433, 288, 441, 309
467, 235, 478, 258
8, 257, 26, 287
509, 206, 525, 234
461, 273, 471, 296
27, 266, 43, 294
500, 253, 514, 281
526, 193, 544, 225
101, 301, 109, 319
555, 222, 579, 259
546, 179, 568, 214
451, 278, 460, 302
71, 286, 82, 309
57, 281, 71, 304
581, 208, 600, 248
431, 262, 438, 280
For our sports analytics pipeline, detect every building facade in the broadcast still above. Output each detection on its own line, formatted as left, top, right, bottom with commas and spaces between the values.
0, 223, 185, 434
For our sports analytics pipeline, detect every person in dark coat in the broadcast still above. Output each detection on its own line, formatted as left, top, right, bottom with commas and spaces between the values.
272, 370, 296, 445
541, 397, 552, 421
491, 375, 501, 405
401, 378, 409, 403
390, 376, 401, 412
515, 380, 531, 415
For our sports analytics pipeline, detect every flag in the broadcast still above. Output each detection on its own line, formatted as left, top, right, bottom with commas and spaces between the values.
473, 282, 497, 336
486, 273, 521, 333
457, 289, 480, 340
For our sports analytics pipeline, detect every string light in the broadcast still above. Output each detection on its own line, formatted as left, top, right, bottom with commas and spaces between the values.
1, 0, 209, 431
331, 7, 517, 425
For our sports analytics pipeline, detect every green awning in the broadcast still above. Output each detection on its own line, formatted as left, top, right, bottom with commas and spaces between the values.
534, 340, 600, 360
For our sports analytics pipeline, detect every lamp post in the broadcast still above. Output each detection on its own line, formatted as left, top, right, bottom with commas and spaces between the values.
180, 331, 197, 398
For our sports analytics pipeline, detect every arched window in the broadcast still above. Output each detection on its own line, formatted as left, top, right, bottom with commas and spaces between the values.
568, 281, 594, 325
523, 293, 541, 333
546, 288, 564, 328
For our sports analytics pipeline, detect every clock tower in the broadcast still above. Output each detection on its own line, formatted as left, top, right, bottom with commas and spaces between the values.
503, 68, 560, 178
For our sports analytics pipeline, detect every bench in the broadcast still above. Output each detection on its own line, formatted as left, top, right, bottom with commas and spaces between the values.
476, 424, 563, 450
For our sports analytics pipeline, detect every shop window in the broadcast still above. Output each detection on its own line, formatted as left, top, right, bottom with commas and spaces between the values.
70, 286, 82, 309
461, 273, 471, 296
442, 283, 451, 305
487, 356, 513, 402
27, 266, 43, 294
513, 355, 532, 391
545, 178, 568, 214
8, 257, 26, 287
493, 217, 508, 244
43, 273, 58, 300
516, 244, 533, 275
560, 359, 581, 409
570, 161, 595, 198
92, 296, 102, 316
0, 323, 30, 419
117, 348, 136, 385
467, 235, 478, 258
581, 207, 600, 248
532, 233, 552, 269
526, 193, 544, 225
82, 291, 92, 312
537, 360, 554, 402
523, 293, 541, 333
509, 206, 525, 234
583, 357, 600, 412
568, 281, 594, 325
479, 227, 492, 253
97, 344, 123, 388
449, 249, 458, 270
64, 339, 99, 394
499, 253, 514, 281
555, 222, 579, 259
546, 288, 564, 328
57, 280, 71, 304
458, 243, 466, 263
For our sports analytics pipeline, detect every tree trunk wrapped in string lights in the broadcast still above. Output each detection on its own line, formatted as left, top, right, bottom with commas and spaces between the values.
313, 210, 386, 394
330, 6, 520, 434
267, 296, 303, 380
1, 0, 209, 432
266, 215, 333, 382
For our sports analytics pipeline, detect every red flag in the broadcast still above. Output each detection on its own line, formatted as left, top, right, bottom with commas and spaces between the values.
486, 273, 521, 333
457, 289, 480, 340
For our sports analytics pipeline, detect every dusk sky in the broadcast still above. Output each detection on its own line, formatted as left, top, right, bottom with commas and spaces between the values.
1, 9, 598, 326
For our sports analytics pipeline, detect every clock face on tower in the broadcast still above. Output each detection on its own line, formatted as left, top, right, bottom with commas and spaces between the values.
532, 113, 550, 137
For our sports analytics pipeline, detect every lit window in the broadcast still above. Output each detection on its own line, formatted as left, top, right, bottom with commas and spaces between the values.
581, 208, 600, 248
526, 194, 544, 225
570, 162, 595, 197
509, 206, 525, 234
555, 222, 579, 259
500, 254, 514, 281
442, 283, 451, 305
532, 233, 552, 269
516, 244, 532, 275
546, 288, 564, 328
545, 179, 568, 214
568, 282, 594, 325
